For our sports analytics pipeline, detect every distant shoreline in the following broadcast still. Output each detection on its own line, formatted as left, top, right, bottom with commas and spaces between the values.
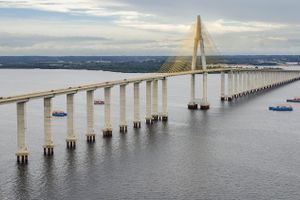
0, 55, 299, 73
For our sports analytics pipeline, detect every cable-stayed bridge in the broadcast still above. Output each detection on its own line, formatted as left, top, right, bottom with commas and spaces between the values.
1, 16, 300, 164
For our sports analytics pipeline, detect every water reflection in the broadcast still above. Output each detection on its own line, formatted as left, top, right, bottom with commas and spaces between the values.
41, 157, 58, 199
14, 165, 30, 200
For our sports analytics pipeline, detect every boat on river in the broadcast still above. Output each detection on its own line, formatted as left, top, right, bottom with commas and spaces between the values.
52, 110, 67, 117
286, 97, 300, 103
269, 104, 293, 111
94, 99, 105, 105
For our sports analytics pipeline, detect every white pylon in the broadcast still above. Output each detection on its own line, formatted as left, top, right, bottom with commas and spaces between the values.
188, 15, 210, 110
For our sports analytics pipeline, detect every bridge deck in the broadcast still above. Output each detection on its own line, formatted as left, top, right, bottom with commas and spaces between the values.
0, 68, 297, 105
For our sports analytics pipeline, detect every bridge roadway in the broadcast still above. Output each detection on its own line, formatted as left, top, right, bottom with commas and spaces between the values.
0, 68, 295, 105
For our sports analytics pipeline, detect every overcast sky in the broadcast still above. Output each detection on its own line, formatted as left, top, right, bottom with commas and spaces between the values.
0, 0, 300, 55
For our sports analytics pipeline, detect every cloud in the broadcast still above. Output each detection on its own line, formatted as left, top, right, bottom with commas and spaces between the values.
0, 32, 110, 47
0, 31, 181, 55
0, 0, 146, 18
0, 0, 300, 55
114, 16, 190, 33
205, 19, 286, 34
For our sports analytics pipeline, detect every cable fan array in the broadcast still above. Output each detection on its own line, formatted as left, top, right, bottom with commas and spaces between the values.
158, 21, 223, 73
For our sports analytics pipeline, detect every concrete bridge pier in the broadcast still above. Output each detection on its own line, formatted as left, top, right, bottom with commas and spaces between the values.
238, 72, 243, 96
43, 97, 54, 155
86, 90, 96, 142
269, 72, 273, 86
266, 72, 270, 88
119, 84, 128, 133
242, 72, 247, 95
200, 72, 210, 110
249, 72, 254, 94
66, 93, 76, 149
247, 71, 251, 94
220, 71, 225, 101
145, 80, 153, 124
233, 71, 238, 98
16, 101, 29, 163
160, 78, 168, 121
227, 71, 233, 101
188, 74, 198, 109
133, 82, 141, 128
263, 72, 267, 89
258, 72, 262, 89
103, 87, 113, 137
255, 72, 259, 92
152, 79, 159, 121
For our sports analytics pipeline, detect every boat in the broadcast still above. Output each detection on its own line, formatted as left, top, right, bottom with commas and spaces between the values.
52, 110, 67, 117
269, 104, 293, 111
94, 100, 105, 105
286, 97, 300, 103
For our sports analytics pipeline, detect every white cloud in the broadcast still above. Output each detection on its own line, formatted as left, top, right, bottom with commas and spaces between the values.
206, 19, 286, 34
1, 0, 300, 55
0, 0, 151, 19
114, 16, 190, 33
267, 36, 288, 41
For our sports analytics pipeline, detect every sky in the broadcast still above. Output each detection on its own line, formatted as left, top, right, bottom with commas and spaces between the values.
0, 0, 300, 56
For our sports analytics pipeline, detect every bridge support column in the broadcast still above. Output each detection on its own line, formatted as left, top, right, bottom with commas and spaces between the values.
188, 74, 197, 109
200, 72, 210, 110
43, 97, 54, 155
227, 71, 233, 101
160, 78, 168, 121
238, 72, 243, 96
255, 72, 259, 92
86, 90, 95, 142
119, 84, 127, 133
243, 72, 247, 95
16, 101, 29, 164
103, 87, 112, 137
250, 72, 255, 93
133, 82, 141, 128
234, 71, 238, 98
145, 80, 153, 124
220, 71, 225, 101
66, 93, 76, 149
152, 80, 159, 121
247, 72, 251, 93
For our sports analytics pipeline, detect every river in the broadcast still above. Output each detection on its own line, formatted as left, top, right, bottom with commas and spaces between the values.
1, 69, 300, 200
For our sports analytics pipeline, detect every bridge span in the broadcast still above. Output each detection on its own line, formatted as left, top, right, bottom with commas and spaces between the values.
1, 15, 300, 164
1, 67, 300, 164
